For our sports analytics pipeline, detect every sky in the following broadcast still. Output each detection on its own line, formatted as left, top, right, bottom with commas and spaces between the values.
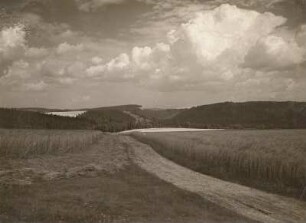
0, 0, 305, 109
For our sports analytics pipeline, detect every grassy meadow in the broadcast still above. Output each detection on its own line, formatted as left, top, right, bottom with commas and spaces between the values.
0, 129, 103, 158
132, 130, 306, 199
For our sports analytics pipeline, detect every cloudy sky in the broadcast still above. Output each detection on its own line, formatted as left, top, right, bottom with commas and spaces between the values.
0, 0, 305, 108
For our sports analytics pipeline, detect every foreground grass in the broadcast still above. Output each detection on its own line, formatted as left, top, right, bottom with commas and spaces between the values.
0, 129, 103, 158
132, 130, 306, 200
0, 165, 255, 223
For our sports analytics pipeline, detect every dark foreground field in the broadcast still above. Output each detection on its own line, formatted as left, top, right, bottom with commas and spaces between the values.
132, 130, 306, 200
1, 166, 253, 223
0, 130, 253, 223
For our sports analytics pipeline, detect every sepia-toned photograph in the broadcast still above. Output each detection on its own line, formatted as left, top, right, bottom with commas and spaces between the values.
0, 0, 306, 222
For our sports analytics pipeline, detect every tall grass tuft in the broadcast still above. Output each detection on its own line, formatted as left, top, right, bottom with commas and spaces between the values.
0, 129, 103, 158
132, 130, 306, 200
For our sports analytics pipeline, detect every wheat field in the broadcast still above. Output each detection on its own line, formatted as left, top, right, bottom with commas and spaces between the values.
0, 129, 103, 158
132, 130, 306, 199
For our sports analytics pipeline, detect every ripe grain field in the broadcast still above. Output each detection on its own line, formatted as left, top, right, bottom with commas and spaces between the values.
0, 129, 103, 158
131, 130, 306, 200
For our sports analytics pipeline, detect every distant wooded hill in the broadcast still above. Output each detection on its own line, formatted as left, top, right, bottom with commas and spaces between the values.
0, 108, 93, 130
0, 105, 147, 131
1, 101, 306, 131
79, 105, 139, 132
167, 102, 306, 129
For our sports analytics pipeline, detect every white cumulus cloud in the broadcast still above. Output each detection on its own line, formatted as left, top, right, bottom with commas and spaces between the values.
83, 4, 302, 92
174, 4, 286, 64
0, 25, 26, 76
1, 4, 306, 102
56, 42, 84, 55
25, 81, 47, 91
244, 34, 305, 70
75, 0, 126, 12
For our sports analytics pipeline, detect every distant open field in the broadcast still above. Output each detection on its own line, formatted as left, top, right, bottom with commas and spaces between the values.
45, 111, 86, 117
132, 130, 306, 199
120, 127, 222, 133
0, 129, 253, 223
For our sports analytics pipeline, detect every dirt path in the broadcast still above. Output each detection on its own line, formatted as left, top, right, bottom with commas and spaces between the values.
122, 136, 306, 223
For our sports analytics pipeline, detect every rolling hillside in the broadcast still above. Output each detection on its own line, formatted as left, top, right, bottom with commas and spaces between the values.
2, 101, 306, 130
0, 105, 144, 131
136, 108, 184, 121
168, 101, 306, 129
0, 108, 93, 129
80, 109, 136, 132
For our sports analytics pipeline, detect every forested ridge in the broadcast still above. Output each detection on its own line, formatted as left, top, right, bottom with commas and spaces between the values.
1, 101, 306, 131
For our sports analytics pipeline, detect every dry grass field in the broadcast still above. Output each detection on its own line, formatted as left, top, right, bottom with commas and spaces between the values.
0, 129, 254, 223
132, 130, 306, 200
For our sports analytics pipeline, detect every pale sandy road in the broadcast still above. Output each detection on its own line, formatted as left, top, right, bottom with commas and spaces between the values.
121, 136, 306, 223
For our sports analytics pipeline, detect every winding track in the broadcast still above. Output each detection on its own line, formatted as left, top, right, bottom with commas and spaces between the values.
121, 135, 306, 223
